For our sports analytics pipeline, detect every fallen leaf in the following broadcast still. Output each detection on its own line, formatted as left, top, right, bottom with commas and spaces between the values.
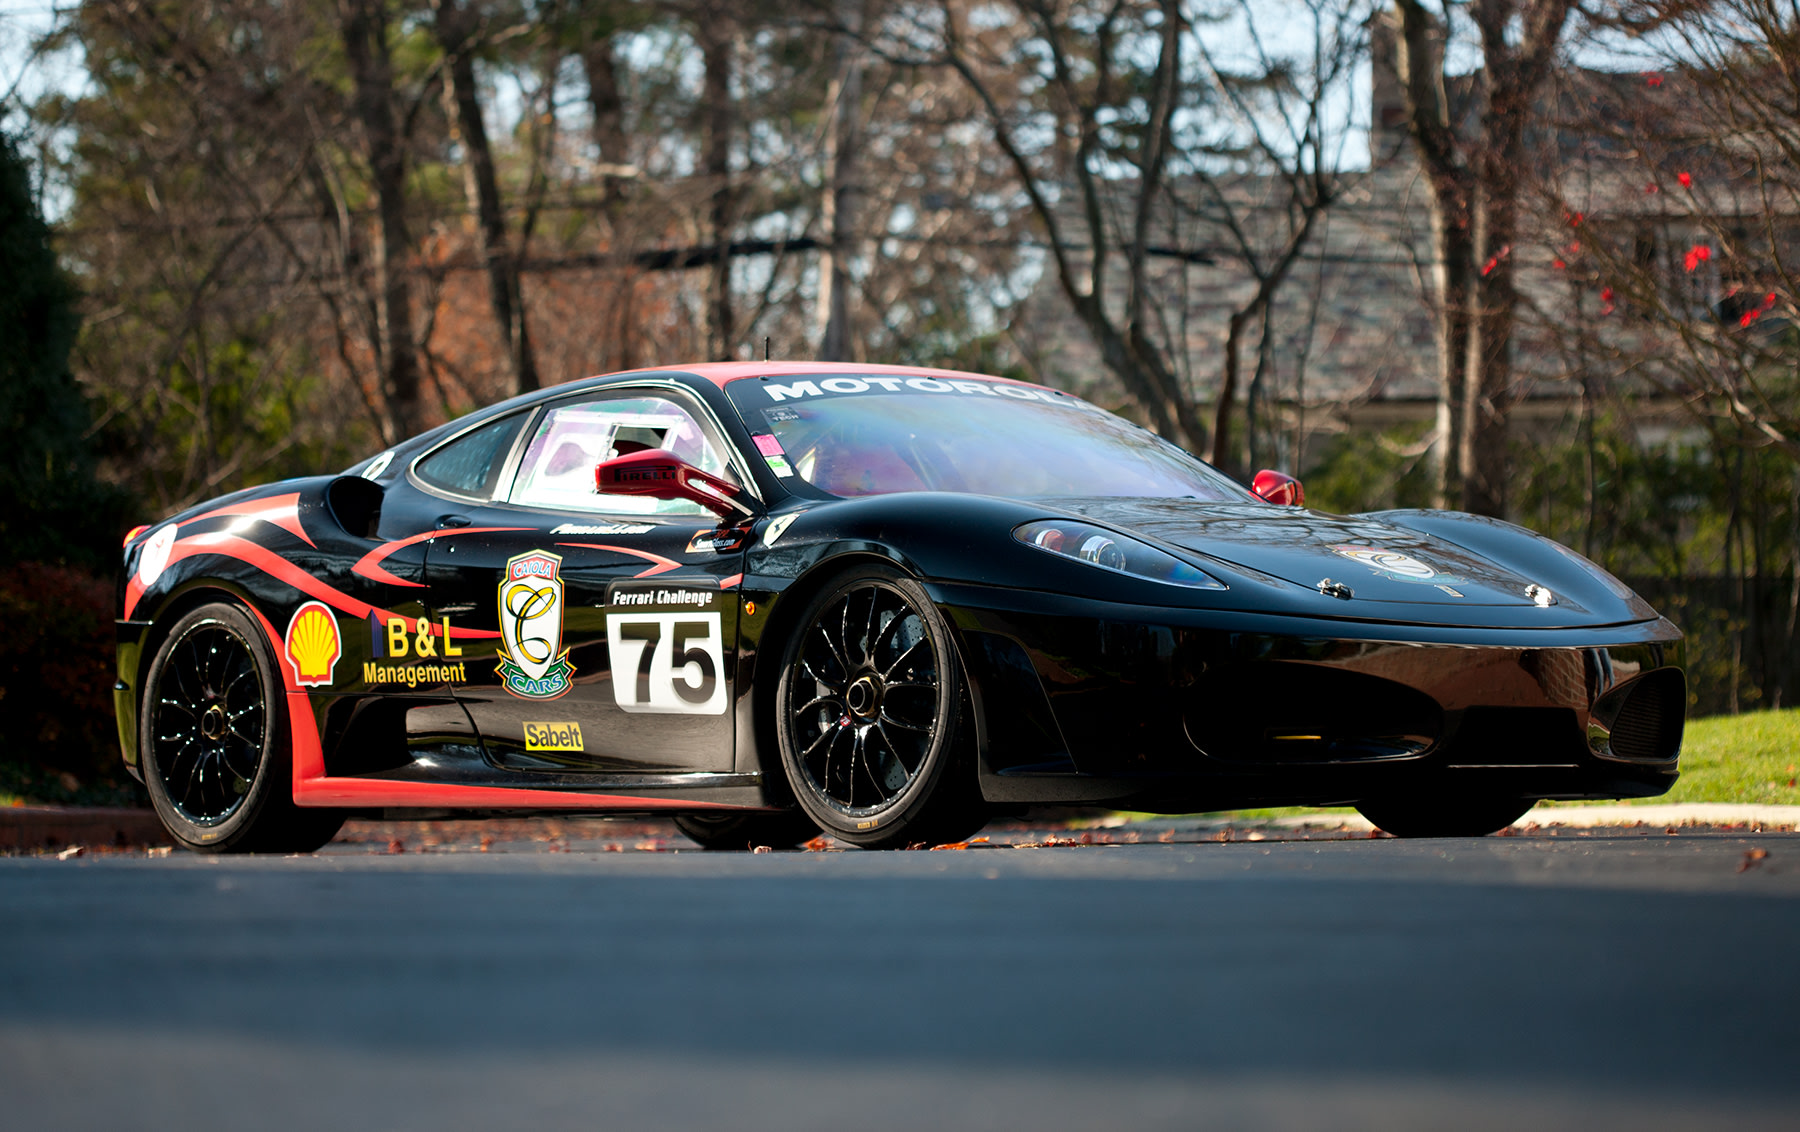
1737, 849, 1770, 873
930, 841, 970, 851
56, 845, 85, 860
478, 834, 494, 853
802, 835, 833, 851
146, 846, 171, 858
970, 836, 990, 844
386, 838, 405, 854
1157, 829, 1175, 843
751, 844, 773, 853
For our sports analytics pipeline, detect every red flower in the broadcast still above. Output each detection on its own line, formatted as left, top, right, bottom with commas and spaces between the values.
1567, 212, 1585, 227
1552, 258, 1566, 270
1646, 183, 1660, 194
1678, 172, 1692, 188
1741, 311, 1759, 328
1601, 287, 1614, 302
1765, 291, 1779, 308
1645, 73, 1664, 87
1683, 245, 1711, 272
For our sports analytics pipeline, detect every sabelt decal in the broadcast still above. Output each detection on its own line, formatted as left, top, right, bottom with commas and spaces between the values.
137, 524, 177, 587
605, 612, 727, 714
284, 601, 341, 687
524, 721, 584, 752
498, 550, 575, 700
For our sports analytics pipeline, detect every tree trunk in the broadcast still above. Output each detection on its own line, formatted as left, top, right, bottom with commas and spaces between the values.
435, 0, 537, 397
815, 0, 865, 362
1464, 160, 1515, 518
1392, 0, 1475, 510
698, 15, 735, 361
339, 0, 421, 442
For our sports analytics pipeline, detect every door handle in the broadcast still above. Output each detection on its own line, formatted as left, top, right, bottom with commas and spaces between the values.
436, 514, 472, 529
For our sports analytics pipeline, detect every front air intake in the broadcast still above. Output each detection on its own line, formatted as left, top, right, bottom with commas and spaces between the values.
1593, 668, 1686, 764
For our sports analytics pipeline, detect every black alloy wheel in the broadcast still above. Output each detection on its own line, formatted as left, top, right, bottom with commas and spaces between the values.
140, 602, 343, 853
775, 565, 986, 848
1355, 795, 1537, 838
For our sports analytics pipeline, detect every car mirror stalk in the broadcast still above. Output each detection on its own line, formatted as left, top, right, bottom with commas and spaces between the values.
594, 449, 758, 520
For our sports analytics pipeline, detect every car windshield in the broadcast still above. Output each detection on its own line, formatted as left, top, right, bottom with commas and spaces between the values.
725, 374, 1249, 501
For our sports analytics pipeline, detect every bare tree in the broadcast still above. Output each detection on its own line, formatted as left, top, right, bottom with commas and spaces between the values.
434, 0, 539, 396
1388, 0, 1577, 514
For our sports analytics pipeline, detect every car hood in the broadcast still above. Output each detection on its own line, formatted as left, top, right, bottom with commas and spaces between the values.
1037, 498, 1563, 609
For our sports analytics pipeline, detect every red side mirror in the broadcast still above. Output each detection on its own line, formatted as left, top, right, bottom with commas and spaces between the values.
1251, 469, 1304, 506
595, 449, 751, 519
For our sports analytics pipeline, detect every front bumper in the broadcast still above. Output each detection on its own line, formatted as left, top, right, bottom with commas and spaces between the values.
931, 582, 1684, 810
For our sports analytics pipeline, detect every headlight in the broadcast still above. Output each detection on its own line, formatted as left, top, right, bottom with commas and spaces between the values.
1014, 520, 1226, 590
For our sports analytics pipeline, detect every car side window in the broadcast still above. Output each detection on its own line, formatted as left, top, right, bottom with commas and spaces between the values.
506, 394, 731, 517
413, 412, 528, 499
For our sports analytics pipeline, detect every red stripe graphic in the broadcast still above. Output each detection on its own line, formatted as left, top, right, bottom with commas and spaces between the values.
123, 529, 498, 640
352, 526, 531, 587
554, 542, 682, 577
186, 493, 314, 547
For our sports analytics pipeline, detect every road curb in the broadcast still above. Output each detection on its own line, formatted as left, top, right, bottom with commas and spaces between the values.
0, 807, 171, 850
1115, 803, 1800, 833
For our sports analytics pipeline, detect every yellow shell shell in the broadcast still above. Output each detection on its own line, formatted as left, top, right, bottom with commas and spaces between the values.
287, 606, 340, 681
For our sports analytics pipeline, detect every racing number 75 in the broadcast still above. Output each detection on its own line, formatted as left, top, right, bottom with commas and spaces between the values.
605, 612, 727, 714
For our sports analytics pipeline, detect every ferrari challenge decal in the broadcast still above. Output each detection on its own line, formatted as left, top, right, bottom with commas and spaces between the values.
497, 550, 575, 700
284, 601, 342, 687
610, 585, 717, 608
1331, 545, 1453, 584
524, 721, 584, 752
605, 612, 727, 714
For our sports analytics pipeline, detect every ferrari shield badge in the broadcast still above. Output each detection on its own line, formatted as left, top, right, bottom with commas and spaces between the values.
497, 550, 574, 700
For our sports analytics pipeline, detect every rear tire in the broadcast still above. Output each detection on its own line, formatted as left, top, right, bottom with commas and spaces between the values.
672, 811, 820, 850
140, 602, 344, 853
1356, 795, 1536, 838
774, 565, 987, 849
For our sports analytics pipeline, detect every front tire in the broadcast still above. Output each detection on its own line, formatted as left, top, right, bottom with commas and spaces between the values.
1356, 795, 1536, 838
774, 565, 986, 849
140, 602, 344, 853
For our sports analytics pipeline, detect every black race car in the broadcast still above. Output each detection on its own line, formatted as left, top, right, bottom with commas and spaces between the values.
115, 362, 1685, 851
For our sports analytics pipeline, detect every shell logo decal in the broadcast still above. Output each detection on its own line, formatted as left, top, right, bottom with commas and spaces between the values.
497, 549, 575, 700
285, 601, 342, 687
1331, 545, 1440, 582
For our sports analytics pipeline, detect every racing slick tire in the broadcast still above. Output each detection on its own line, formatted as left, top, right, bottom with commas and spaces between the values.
775, 565, 988, 849
672, 811, 821, 850
140, 602, 344, 854
1355, 795, 1537, 838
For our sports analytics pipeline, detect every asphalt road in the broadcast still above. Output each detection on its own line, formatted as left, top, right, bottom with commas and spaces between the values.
4, 826, 1798, 1131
